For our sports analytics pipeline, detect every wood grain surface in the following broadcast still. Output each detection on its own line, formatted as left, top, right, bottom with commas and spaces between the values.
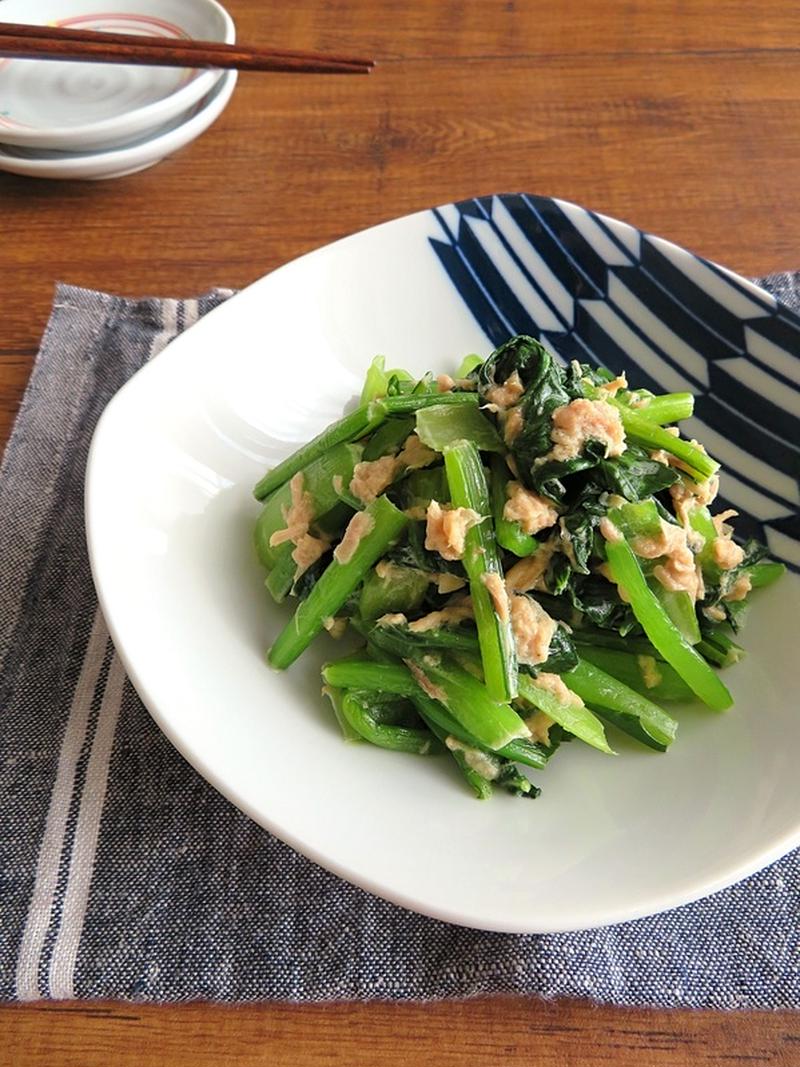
4, 998, 800, 1066
1, 0, 799, 1061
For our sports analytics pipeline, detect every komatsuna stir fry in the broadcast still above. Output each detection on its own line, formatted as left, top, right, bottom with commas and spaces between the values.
252, 336, 784, 800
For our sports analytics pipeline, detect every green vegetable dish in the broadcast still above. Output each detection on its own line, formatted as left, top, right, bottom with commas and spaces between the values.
253, 336, 784, 800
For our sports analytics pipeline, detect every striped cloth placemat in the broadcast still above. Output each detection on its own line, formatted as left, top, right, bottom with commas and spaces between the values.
0, 281, 798, 1006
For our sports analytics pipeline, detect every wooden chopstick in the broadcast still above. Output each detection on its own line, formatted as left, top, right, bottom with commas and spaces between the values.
0, 22, 374, 74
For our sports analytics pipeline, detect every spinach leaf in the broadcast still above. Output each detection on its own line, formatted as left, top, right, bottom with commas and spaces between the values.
548, 553, 573, 595
290, 552, 332, 600
477, 335, 562, 395
559, 483, 608, 574
478, 336, 576, 464
599, 446, 679, 501
704, 539, 768, 631
527, 439, 608, 503
384, 521, 464, 576
565, 574, 640, 635
537, 625, 579, 673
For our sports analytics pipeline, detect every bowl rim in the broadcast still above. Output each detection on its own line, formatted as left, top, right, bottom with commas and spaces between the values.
0, 67, 237, 177
0, 0, 234, 147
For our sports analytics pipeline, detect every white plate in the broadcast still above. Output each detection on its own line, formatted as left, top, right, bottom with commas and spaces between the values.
86, 196, 800, 933
0, 0, 233, 151
0, 67, 236, 179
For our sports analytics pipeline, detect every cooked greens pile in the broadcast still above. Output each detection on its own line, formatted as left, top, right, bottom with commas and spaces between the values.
253, 336, 784, 800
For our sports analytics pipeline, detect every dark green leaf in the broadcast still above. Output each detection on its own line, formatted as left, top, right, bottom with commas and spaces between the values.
536, 624, 579, 673
599, 446, 680, 501
290, 552, 332, 600
526, 439, 608, 502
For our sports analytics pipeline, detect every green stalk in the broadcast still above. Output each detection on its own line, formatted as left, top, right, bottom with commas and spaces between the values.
618, 408, 719, 482
604, 536, 733, 709
254, 442, 362, 567
455, 354, 483, 378
574, 645, 693, 702
326, 654, 551, 769
749, 560, 786, 588
412, 654, 528, 750
264, 543, 298, 603
339, 691, 440, 755
697, 629, 746, 669
400, 467, 449, 510
362, 416, 415, 461
572, 629, 661, 658
416, 404, 504, 454
419, 709, 493, 799
383, 392, 480, 415
263, 500, 354, 603
564, 659, 678, 751
443, 439, 518, 702
322, 658, 419, 696
653, 587, 701, 645
321, 685, 366, 743
497, 765, 540, 799
359, 565, 429, 620
409, 688, 551, 770
363, 620, 480, 658
254, 404, 387, 501
516, 673, 614, 754
359, 356, 413, 403
490, 454, 539, 558
610, 498, 662, 541
689, 505, 721, 579
268, 496, 409, 668
611, 392, 694, 425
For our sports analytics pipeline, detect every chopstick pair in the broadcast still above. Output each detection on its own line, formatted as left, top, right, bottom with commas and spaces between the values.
0, 21, 374, 75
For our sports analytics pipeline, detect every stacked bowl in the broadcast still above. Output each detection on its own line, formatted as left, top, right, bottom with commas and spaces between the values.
0, 0, 236, 179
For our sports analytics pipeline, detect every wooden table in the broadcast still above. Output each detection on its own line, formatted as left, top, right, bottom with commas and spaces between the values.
2, 2, 799, 1062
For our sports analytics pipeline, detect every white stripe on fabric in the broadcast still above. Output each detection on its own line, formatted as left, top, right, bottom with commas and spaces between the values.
553, 200, 633, 267
183, 298, 200, 331
146, 298, 179, 362
579, 300, 696, 393
44, 300, 189, 999
606, 274, 710, 386
683, 417, 800, 508
716, 357, 800, 419
647, 236, 772, 320
490, 197, 575, 324
464, 218, 563, 331
14, 608, 109, 1001
47, 653, 127, 999
744, 326, 800, 386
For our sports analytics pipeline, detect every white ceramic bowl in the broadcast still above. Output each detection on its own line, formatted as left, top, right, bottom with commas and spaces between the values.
0, 0, 234, 151
86, 196, 800, 933
0, 67, 236, 180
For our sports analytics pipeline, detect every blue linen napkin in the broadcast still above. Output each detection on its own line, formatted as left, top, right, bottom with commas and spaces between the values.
1, 279, 798, 1007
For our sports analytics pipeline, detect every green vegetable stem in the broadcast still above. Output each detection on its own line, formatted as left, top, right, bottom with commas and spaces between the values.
268, 496, 409, 668
603, 535, 733, 710
443, 439, 518, 702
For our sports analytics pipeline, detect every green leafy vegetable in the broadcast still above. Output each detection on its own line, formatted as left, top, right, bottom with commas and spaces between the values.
251, 332, 781, 801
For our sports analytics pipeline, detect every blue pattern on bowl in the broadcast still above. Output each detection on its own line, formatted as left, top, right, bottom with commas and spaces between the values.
429, 194, 800, 570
